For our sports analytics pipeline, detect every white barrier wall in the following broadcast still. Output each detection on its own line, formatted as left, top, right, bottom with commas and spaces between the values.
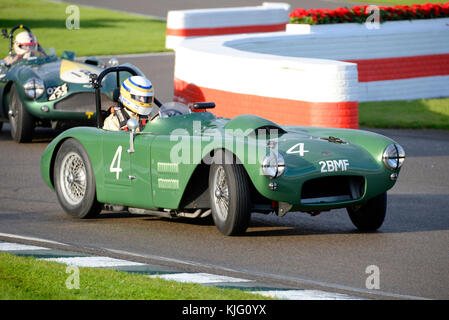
170, 4, 449, 128
174, 34, 359, 128
166, 2, 290, 49
257, 18, 449, 102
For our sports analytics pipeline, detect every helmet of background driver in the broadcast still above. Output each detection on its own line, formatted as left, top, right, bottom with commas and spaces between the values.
13, 31, 38, 56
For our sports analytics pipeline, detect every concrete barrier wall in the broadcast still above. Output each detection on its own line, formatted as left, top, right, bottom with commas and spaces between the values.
166, 2, 290, 49
170, 5, 449, 128
267, 18, 449, 101
174, 34, 359, 128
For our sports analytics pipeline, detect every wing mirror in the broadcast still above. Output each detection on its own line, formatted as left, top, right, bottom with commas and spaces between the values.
126, 118, 138, 153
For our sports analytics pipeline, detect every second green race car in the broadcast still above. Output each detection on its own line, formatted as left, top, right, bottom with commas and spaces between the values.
0, 25, 143, 142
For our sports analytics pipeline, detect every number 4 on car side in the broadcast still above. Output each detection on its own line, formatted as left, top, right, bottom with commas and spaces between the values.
40, 67, 405, 236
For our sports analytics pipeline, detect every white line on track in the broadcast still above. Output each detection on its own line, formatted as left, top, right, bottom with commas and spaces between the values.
149, 272, 253, 284
0, 242, 50, 251
0, 233, 69, 247
42, 256, 147, 268
253, 290, 362, 300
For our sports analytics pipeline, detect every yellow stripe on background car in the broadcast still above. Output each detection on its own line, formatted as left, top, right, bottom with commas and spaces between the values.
59, 59, 102, 84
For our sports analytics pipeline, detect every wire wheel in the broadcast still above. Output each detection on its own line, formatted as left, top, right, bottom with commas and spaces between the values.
59, 152, 87, 206
212, 166, 230, 221
54, 138, 101, 219
8, 84, 34, 142
209, 150, 252, 236
8, 90, 18, 135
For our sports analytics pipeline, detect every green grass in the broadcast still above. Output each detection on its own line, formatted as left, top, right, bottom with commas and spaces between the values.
0, 0, 167, 57
359, 98, 449, 129
0, 252, 271, 300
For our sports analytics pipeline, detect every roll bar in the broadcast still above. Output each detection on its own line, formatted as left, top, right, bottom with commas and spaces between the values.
89, 66, 162, 128
2, 25, 33, 55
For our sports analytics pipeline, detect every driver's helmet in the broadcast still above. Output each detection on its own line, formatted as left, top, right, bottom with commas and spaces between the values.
120, 76, 154, 116
13, 31, 38, 56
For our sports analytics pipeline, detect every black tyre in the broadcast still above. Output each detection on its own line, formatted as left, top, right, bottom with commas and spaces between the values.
8, 84, 34, 142
209, 151, 252, 236
347, 192, 387, 231
54, 138, 101, 219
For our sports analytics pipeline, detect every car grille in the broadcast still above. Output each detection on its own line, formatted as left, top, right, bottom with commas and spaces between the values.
54, 92, 116, 112
301, 176, 365, 204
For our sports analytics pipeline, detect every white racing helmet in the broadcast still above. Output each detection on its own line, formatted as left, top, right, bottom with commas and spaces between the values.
120, 76, 154, 116
13, 31, 38, 56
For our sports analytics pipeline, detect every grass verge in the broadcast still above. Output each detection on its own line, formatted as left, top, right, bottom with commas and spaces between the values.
0, 252, 271, 300
0, 0, 167, 57
359, 98, 449, 129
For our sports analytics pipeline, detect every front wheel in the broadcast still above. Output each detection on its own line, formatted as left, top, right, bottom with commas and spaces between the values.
209, 154, 252, 236
347, 192, 387, 231
54, 138, 101, 218
8, 84, 34, 142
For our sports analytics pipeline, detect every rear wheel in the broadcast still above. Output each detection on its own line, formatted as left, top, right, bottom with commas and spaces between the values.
54, 138, 101, 218
8, 84, 34, 142
209, 151, 252, 236
347, 192, 387, 231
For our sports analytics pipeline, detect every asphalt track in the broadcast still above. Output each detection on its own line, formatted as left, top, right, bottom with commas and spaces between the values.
0, 1, 448, 300
61, 0, 361, 20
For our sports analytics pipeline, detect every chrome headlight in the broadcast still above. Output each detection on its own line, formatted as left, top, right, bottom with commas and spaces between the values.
23, 78, 45, 100
383, 144, 405, 170
262, 152, 285, 178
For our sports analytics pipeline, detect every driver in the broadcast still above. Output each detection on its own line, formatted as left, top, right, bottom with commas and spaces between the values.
103, 75, 155, 132
3, 31, 43, 65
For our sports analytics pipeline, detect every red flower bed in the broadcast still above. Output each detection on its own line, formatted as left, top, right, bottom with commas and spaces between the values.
289, 3, 449, 24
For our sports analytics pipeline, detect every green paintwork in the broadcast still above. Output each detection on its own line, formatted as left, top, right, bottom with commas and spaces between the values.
41, 110, 403, 215
0, 48, 142, 125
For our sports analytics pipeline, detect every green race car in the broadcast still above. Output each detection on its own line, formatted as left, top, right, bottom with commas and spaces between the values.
0, 25, 143, 142
41, 67, 405, 236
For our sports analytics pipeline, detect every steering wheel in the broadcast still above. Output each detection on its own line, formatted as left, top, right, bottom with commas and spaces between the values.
159, 108, 183, 118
